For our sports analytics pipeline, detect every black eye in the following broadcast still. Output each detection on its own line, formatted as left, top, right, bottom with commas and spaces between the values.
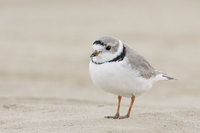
106, 46, 111, 50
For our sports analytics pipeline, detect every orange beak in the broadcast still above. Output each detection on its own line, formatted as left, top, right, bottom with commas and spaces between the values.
90, 50, 99, 57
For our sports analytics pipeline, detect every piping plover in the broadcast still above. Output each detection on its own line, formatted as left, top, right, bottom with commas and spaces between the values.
89, 36, 173, 119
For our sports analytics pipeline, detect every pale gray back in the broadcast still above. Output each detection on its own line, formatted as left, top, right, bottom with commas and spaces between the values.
125, 45, 159, 79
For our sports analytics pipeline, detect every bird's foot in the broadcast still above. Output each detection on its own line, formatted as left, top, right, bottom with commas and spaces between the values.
104, 113, 119, 119
118, 114, 129, 119
105, 114, 130, 119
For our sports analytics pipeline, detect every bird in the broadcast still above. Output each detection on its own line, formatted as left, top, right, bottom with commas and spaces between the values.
89, 36, 173, 119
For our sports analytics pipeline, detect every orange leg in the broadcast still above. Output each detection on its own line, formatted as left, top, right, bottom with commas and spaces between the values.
105, 96, 121, 119
119, 95, 135, 119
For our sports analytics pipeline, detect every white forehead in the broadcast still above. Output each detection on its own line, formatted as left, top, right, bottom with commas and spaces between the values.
92, 44, 104, 51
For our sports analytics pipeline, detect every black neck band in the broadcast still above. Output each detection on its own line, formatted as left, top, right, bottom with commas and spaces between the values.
92, 46, 126, 65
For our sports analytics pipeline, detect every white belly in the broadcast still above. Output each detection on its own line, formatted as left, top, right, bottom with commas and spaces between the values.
89, 60, 153, 97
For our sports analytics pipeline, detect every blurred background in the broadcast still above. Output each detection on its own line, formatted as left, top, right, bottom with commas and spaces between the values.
0, 0, 200, 106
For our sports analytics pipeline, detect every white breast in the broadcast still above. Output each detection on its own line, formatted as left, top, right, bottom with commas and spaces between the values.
89, 58, 154, 97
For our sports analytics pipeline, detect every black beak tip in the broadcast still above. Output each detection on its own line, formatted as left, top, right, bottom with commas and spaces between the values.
90, 53, 95, 57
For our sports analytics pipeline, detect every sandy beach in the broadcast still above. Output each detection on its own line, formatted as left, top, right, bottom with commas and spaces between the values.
0, 0, 200, 132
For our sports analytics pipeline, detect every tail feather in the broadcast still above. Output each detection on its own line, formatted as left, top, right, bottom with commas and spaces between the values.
162, 75, 174, 80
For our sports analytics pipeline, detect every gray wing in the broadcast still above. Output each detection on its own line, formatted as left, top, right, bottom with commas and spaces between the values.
125, 45, 159, 79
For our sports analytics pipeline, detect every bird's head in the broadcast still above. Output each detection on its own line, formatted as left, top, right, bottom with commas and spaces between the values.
90, 36, 124, 64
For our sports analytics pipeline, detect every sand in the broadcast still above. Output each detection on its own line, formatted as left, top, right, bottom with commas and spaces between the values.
0, 0, 200, 133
